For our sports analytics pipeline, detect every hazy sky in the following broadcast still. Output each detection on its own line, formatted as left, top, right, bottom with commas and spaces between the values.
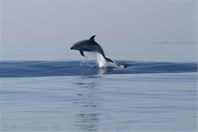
1, 0, 197, 61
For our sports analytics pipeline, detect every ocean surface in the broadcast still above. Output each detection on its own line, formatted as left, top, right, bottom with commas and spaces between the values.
0, 60, 197, 132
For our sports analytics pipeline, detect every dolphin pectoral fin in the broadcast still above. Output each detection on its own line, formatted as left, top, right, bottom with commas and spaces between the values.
80, 50, 85, 56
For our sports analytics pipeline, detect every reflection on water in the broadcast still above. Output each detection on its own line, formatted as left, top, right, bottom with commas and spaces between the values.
74, 113, 100, 132
75, 82, 98, 89
73, 78, 101, 132
0, 73, 196, 131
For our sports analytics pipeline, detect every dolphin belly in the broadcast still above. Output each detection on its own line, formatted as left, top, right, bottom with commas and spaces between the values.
95, 52, 118, 68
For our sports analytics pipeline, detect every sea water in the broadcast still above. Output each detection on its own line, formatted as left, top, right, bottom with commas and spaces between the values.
0, 38, 197, 132
0, 60, 197, 132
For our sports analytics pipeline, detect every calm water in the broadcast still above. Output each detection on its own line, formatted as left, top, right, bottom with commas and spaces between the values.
0, 60, 197, 132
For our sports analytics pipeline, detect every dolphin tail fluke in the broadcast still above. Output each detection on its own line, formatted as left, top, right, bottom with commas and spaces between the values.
105, 57, 113, 63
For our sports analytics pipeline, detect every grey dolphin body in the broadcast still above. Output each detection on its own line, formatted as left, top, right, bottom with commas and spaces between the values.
70, 35, 113, 63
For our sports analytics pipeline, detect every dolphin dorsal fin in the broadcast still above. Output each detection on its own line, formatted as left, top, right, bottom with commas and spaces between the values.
89, 35, 96, 41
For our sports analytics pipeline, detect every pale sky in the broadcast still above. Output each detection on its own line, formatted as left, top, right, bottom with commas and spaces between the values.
1, 0, 197, 61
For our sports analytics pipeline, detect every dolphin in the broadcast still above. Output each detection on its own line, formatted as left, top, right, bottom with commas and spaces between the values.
70, 35, 118, 68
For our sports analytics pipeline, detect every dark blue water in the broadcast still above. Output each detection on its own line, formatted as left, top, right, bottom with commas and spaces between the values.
0, 60, 197, 78
0, 60, 197, 132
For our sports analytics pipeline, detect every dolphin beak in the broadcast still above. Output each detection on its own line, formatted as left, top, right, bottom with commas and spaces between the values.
70, 46, 74, 50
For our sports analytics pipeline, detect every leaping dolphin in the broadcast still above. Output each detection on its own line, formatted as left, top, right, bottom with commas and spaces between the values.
70, 35, 118, 68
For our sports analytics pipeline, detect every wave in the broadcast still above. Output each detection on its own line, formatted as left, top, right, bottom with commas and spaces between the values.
0, 60, 197, 78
